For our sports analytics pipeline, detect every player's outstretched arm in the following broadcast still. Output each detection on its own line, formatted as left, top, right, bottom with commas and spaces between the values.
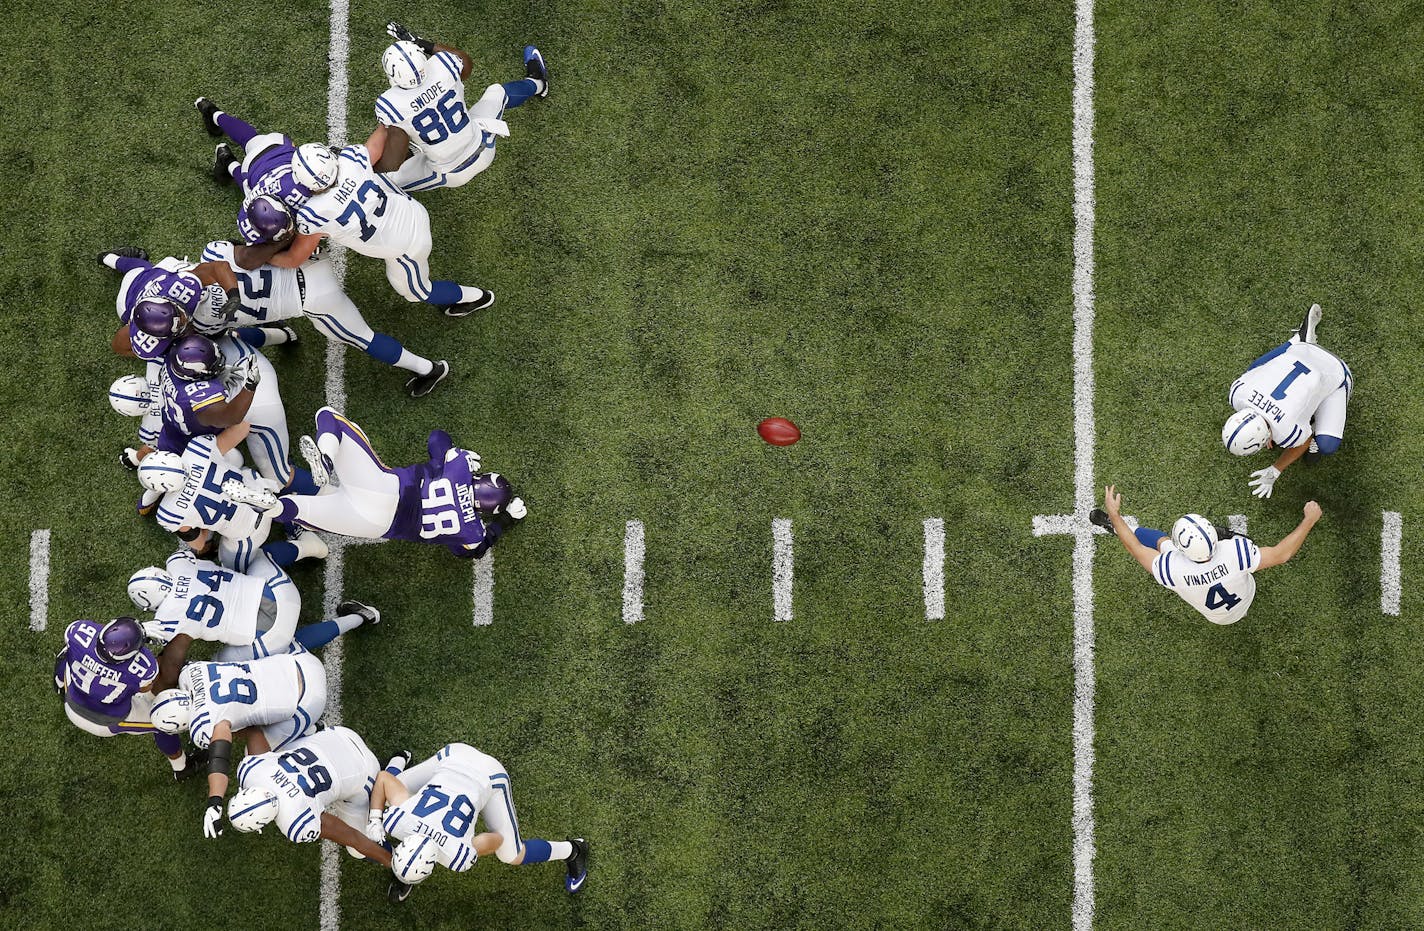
216, 422, 251, 454
374, 126, 412, 173
1257, 501, 1323, 570
112, 325, 135, 357
233, 238, 289, 271
321, 813, 394, 867
1272, 438, 1311, 474
270, 234, 323, 269
194, 260, 239, 292
197, 390, 256, 429
1103, 484, 1160, 574
153, 634, 194, 693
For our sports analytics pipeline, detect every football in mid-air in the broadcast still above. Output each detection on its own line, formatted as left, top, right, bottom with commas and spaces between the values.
757, 417, 801, 446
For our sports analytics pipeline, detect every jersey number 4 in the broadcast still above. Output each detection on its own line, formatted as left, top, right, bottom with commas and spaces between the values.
336, 180, 389, 242
1205, 583, 1242, 612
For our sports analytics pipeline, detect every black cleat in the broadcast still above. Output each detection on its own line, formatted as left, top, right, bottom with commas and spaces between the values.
174, 748, 209, 781
565, 837, 589, 893
212, 143, 238, 185
405, 360, 449, 398
444, 289, 495, 318
1303, 436, 1322, 465
336, 600, 381, 626
1087, 508, 1113, 531
523, 46, 550, 98
386, 748, 413, 772
387, 879, 414, 904
1214, 523, 1238, 540
195, 97, 224, 137
98, 246, 149, 267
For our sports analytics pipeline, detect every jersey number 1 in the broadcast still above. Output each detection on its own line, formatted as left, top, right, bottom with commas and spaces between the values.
1270, 361, 1311, 401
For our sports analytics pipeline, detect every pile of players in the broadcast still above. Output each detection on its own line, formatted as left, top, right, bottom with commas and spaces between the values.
1094, 302, 1349, 624
54, 21, 587, 904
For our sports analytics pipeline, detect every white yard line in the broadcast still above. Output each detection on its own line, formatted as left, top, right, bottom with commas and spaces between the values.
473, 553, 495, 626
1228, 514, 1248, 536
29, 529, 51, 632
772, 518, 794, 622
1070, 0, 1099, 926
923, 518, 945, 620
622, 520, 645, 624
319, 1, 351, 928
1382, 511, 1403, 616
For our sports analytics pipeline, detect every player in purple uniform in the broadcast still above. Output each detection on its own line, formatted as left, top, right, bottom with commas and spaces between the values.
100, 249, 240, 361
153, 334, 256, 455
53, 617, 203, 779
225, 406, 526, 558
194, 98, 312, 244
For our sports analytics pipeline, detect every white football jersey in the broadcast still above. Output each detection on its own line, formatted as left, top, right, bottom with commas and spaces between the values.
200, 240, 305, 324
1229, 342, 1352, 449
374, 52, 490, 172
235, 726, 379, 843
295, 146, 428, 259
148, 550, 267, 648
383, 743, 501, 871
1152, 536, 1262, 625
154, 435, 264, 537
183, 653, 319, 748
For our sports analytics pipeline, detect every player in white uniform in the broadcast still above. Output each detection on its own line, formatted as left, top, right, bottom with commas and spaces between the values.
222, 726, 395, 864
373, 21, 549, 193
1221, 304, 1353, 498
1094, 485, 1323, 625
366, 742, 588, 903
272, 130, 494, 317
150, 653, 329, 838
201, 236, 449, 397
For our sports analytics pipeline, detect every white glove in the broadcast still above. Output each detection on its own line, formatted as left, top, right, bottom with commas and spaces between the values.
234, 356, 261, 390
203, 798, 225, 839
366, 810, 386, 844
1248, 465, 1281, 499
506, 497, 527, 520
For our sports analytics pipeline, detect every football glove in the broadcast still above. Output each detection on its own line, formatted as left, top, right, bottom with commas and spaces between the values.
119, 447, 142, 472
53, 648, 68, 696
506, 497, 527, 520
366, 811, 386, 844
386, 20, 434, 55
1248, 465, 1281, 499
203, 797, 225, 838
232, 356, 261, 391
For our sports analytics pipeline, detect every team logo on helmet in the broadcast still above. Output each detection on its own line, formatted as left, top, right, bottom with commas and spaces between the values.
291, 143, 340, 193
1222, 410, 1270, 456
96, 617, 145, 664
108, 374, 152, 417
228, 787, 281, 833
127, 566, 173, 612
245, 194, 295, 244
150, 689, 193, 734
138, 450, 188, 493
169, 334, 223, 382
1171, 514, 1219, 564
382, 41, 429, 90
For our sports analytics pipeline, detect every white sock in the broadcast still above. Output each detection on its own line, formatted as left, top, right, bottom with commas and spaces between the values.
457, 285, 485, 304
548, 840, 574, 860
169, 753, 188, 772
385, 755, 409, 775
261, 326, 294, 345
396, 351, 434, 375
293, 532, 326, 560
336, 612, 367, 634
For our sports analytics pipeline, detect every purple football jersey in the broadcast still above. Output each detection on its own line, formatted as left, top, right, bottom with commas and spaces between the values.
156, 363, 226, 452
237, 143, 310, 244
387, 431, 489, 553
120, 266, 203, 324
62, 620, 158, 719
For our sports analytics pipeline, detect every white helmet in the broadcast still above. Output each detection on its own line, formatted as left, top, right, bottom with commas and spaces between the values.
292, 143, 340, 192
382, 41, 428, 89
108, 374, 152, 417
1222, 410, 1271, 456
138, 451, 187, 493
228, 787, 280, 833
1171, 514, 1219, 563
392, 836, 439, 885
150, 688, 192, 733
127, 566, 173, 612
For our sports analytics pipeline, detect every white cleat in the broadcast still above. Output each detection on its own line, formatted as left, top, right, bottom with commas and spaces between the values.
290, 530, 329, 561
223, 479, 280, 514
300, 435, 333, 487
1297, 302, 1323, 344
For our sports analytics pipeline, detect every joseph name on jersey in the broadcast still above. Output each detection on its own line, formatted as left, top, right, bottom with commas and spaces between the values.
295, 146, 425, 258
1229, 342, 1353, 448
155, 435, 263, 537
149, 551, 267, 647
235, 726, 379, 843
183, 655, 313, 748
1152, 536, 1262, 625
374, 51, 489, 171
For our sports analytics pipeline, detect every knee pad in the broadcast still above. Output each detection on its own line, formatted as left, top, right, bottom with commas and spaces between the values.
1314, 434, 1342, 455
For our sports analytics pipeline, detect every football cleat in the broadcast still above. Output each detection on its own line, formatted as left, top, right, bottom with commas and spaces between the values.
565, 838, 589, 893
387, 879, 414, 905
98, 246, 149, 267
444, 289, 495, 318
336, 601, 381, 627
1087, 508, 1112, 531
387, 748, 413, 772
258, 324, 299, 346
174, 748, 209, 782
222, 479, 281, 514
194, 97, 223, 137
299, 435, 333, 487
405, 360, 450, 398
290, 529, 329, 561
1295, 302, 1322, 344
1304, 436, 1322, 465
212, 143, 238, 185
523, 46, 550, 97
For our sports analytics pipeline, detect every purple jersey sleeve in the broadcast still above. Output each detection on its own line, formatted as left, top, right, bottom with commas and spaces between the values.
63, 620, 158, 719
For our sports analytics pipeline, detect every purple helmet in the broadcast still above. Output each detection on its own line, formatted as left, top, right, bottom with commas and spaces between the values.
247, 194, 295, 243
472, 472, 514, 515
96, 617, 145, 664
169, 334, 223, 381
133, 298, 188, 338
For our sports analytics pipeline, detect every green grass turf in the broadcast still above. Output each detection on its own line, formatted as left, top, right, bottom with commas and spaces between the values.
0, 0, 1083, 928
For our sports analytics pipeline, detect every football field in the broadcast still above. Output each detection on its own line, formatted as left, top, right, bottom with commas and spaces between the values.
3, 1, 1424, 929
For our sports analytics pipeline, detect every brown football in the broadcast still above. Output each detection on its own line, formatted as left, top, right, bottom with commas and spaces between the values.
757, 417, 801, 446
